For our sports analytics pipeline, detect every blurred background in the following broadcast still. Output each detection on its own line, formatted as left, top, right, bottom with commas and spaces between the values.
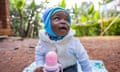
0, 0, 120, 38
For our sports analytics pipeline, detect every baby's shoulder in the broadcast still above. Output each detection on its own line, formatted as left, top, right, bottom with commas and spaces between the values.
71, 37, 80, 42
68, 37, 80, 45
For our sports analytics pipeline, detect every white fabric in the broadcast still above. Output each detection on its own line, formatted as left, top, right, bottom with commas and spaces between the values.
35, 29, 92, 71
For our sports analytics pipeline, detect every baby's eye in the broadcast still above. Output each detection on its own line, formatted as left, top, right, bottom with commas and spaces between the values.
65, 18, 69, 22
54, 17, 60, 21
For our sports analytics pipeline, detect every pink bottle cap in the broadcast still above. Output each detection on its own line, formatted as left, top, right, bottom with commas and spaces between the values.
45, 51, 58, 66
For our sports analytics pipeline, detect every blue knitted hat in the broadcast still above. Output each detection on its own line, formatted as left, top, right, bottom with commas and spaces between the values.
42, 6, 71, 40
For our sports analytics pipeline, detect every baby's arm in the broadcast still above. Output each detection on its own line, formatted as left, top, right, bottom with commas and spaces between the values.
75, 39, 92, 72
35, 40, 46, 71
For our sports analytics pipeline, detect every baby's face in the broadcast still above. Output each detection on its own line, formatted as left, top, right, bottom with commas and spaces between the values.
51, 11, 70, 36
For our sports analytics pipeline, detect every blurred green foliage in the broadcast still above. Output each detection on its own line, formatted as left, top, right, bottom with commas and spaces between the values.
71, 17, 120, 37
103, 17, 120, 35
9, 0, 120, 38
9, 0, 47, 38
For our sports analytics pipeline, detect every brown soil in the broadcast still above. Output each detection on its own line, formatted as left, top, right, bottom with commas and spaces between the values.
0, 36, 120, 72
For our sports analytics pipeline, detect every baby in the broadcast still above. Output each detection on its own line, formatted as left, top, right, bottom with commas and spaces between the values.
34, 6, 92, 72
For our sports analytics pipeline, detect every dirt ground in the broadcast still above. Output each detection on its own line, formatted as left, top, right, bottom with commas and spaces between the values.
0, 36, 120, 72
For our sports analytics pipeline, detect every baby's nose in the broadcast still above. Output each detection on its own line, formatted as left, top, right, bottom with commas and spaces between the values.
60, 19, 68, 24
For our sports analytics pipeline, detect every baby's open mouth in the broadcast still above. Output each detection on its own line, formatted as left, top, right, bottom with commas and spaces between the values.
59, 27, 67, 30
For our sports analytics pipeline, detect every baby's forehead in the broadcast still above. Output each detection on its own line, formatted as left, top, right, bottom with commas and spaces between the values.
52, 11, 69, 17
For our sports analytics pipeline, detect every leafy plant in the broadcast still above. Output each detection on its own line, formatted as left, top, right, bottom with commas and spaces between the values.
58, 0, 66, 8
9, 0, 46, 38
71, 17, 120, 37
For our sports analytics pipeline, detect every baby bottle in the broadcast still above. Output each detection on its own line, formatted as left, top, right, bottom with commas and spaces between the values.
43, 51, 63, 72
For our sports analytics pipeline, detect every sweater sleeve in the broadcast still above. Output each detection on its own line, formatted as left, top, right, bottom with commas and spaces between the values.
74, 38, 92, 72
35, 40, 46, 67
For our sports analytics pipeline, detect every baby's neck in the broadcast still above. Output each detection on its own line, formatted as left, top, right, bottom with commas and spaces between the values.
48, 34, 64, 41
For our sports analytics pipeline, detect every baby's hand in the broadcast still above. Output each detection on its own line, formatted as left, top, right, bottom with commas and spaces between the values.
34, 67, 43, 72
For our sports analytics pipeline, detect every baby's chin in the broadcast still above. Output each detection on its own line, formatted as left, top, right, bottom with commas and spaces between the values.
56, 31, 68, 36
